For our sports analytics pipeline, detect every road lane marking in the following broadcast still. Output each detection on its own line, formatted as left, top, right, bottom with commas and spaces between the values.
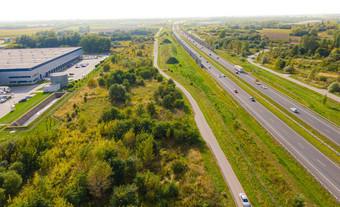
298, 142, 304, 148
318, 159, 326, 167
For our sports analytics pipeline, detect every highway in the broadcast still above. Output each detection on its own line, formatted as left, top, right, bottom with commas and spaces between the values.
154, 28, 246, 207
179, 27, 340, 147
172, 25, 340, 202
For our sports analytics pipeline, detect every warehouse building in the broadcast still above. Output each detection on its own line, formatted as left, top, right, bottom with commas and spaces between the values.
0, 47, 82, 85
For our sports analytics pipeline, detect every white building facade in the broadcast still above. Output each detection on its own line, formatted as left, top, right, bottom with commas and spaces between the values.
0, 47, 82, 85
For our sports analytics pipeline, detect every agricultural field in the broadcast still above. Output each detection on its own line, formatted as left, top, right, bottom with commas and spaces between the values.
257, 28, 300, 40
0, 27, 52, 39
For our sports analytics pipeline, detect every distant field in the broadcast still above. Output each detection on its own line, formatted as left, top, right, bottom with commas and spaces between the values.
0, 27, 52, 38
318, 31, 334, 39
258, 29, 300, 40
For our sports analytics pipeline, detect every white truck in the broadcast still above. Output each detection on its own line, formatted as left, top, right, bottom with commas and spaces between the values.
233, 65, 244, 73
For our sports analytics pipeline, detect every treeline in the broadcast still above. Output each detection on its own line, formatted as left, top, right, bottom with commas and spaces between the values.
13, 30, 112, 53
15, 30, 81, 48
210, 29, 268, 57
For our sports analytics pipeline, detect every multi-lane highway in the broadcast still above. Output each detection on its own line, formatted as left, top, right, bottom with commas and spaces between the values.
154, 28, 246, 207
172, 25, 340, 202
179, 27, 340, 147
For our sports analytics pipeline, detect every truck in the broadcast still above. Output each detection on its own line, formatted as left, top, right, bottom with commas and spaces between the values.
233, 65, 244, 73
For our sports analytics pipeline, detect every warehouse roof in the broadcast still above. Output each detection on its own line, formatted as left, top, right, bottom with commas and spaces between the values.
0, 47, 81, 70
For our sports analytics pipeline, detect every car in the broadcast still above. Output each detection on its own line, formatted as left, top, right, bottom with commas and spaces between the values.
18, 98, 27, 103
290, 108, 298, 113
25, 95, 34, 99
235, 71, 239, 74
209, 53, 212, 56
217, 57, 219, 59
69, 73, 74, 76
208, 66, 211, 69
0, 99, 5, 103
75, 65, 80, 68
233, 89, 238, 93
239, 193, 251, 207
222, 74, 226, 77
219, 74, 222, 78
206, 61, 208, 63
249, 97, 255, 102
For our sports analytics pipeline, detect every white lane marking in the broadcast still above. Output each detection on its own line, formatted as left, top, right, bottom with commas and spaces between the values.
318, 159, 326, 167
298, 142, 304, 148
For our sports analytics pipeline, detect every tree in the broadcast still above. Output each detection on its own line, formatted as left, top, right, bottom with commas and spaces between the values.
87, 162, 112, 198
138, 135, 155, 167
283, 65, 295, 74
8, 162, 24, 176
146, 102, 156, 116
110, 184, 139, 207
261, 55, 268, 64
87, 79, 97, 87
274, 58, 285, 69
300, 35, 320, 54
134, 171, 161, 203
103, 65, 110, 72
109, 84, 129, 104
328, 82, 340, 93
1, 170, 22, 195
292, 193, 305, 207
322, 94, 328, 105
79, 35, 111, 53
291, 45, 299, 56
218, 30, 226, 39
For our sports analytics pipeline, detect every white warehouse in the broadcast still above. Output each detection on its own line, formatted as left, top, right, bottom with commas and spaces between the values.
0, 47, 82, 85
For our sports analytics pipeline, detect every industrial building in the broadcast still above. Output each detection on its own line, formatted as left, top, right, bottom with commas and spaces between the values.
0, 47, 82, 85
43, 72, 69, 92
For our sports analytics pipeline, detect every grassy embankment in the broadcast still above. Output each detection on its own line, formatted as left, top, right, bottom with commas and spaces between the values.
159, 29, 338, 206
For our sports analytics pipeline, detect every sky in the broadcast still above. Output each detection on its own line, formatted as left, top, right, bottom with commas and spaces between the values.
1, 0, 340, 21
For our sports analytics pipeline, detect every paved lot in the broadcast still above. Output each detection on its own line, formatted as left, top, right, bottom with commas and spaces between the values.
0, 56, 107, 119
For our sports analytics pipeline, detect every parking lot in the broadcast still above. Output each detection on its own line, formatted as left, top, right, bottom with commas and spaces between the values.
0, 56, 107, 120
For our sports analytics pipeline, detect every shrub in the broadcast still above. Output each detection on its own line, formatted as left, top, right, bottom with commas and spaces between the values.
103, 65, 110, 72
109, 84, 129, 104
283, 65, 295, 74
328, 82, 340, 93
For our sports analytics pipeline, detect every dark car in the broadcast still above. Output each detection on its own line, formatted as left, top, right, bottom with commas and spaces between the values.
18, 98, 27, 103
249, 97, 255, 102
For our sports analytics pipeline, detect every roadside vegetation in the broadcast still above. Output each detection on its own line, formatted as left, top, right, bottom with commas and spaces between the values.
159, 28, 338, 206
183, 19, 340, 94
0, 34, 231, 206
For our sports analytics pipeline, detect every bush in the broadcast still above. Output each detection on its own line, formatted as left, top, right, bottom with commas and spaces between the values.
261, 55, 268, 64
283, 65, 295, 74
328, 82, 340, 93
87, 79, 97, 87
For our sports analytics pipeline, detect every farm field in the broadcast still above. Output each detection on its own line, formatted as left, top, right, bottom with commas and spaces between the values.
257, 28, 300, 40
0, 27, 52, 39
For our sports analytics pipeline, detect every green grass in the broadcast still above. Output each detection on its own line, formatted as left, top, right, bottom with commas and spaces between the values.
0, 93, 51, 125
159, 30, 338, 206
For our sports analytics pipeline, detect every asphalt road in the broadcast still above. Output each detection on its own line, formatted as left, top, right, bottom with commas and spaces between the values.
154, 28, 246, 207
173, 25, 340, 202
248, 52, 340, 103
182, 31, 340, 146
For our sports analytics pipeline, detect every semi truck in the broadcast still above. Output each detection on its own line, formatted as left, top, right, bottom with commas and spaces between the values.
233, 65, 244, 73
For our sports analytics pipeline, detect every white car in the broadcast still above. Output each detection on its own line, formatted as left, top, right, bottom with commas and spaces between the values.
239, 193, 251, 207
290, 108, 298, 113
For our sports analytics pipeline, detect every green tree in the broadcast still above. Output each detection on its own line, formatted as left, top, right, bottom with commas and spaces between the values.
218, 30, 226, 39
322, 94, 328, 105
109, 84, 129, 104
1, 170, 22, 195
283, 65, 295, 74
8, 161, 24, 176
138, 135, 155, 167
291, 44, 299, 56
103, 64, 110, 72
87, 162, 112, 198
292, 193, 305, 207
110, 184, 139, 207
328, 82, 340, 93
261, 55, 268, 64
146, 102, 156, 116
300, 35, 320, 54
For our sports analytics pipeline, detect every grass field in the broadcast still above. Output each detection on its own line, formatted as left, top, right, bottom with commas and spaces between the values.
257, 28, 300, 41
159, 29, 338, 206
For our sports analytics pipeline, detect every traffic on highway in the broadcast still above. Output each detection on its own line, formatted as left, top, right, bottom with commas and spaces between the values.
173, 24, 340, 202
